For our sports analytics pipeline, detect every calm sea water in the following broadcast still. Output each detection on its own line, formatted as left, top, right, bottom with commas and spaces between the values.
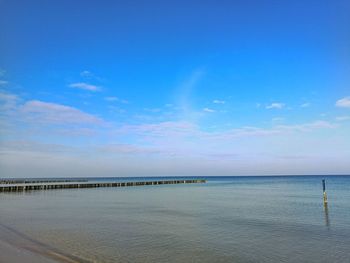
0, 176, 349, 263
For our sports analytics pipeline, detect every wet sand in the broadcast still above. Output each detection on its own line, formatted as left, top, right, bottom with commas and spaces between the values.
0, 239, 58, 263
0, 224, 88, 263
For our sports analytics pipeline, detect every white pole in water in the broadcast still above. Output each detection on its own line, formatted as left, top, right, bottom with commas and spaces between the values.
322, 179, 328, 205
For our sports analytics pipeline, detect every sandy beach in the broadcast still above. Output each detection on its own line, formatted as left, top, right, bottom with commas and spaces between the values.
0, 224, 87, 263
0, 239, 58, 263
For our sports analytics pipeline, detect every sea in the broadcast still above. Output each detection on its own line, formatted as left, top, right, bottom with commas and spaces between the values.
0, 175, 349, 263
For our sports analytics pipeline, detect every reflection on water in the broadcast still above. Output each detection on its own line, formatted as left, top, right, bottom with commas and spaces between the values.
0, 176, 350, 263
323, 203, 330, 229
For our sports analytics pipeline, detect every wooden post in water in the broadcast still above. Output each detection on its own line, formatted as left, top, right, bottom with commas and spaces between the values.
322, 179, 328, 205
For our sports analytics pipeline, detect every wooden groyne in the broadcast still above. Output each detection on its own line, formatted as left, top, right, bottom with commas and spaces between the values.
0, 179, 206, 192
0, 179, 88, 184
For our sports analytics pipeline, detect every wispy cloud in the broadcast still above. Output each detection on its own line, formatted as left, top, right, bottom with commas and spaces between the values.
0, 92, 19, 111
272, 117, 285, 122
1, 106, 344, 177
336, 97, 350, 108
0, 80, 8, 85
336, 116, 350, 121
117, 120, 336, 143
213, 99, 225, 104
80, 70, 93, 78
275, 120, 336, 132
203, 107, 215, 113
0, 92, 18, 102
80, 70, 104, 82
266, 102, 285, 109
144, 108, 161, 113
69, 82, 101, 92
0, 69, 5, 77
96, 143, 161, 155
105, 96, 129, 104
205, 121, 336, 141
118, 121, 197, 137
0, 140, 77, 154
300, 102, 310, 108
108, 105, 126, 114
102, 118, 341, 169
20, 100, 104, 125
176, 69, 204, 120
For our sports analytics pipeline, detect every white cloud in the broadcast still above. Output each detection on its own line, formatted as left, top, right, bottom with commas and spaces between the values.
105, 96, 118, 101
108, 105, 126, 114
0, 80, 8, 85
0, 92, 19, 110
204, 121, 336, 141
203, 107, 215, 113
80, 70, 103, 82
117, 119, 336, 144
69, 82, 101, 92
272, 117, 285, 122
1, 112, 346, 177
0, 92, 18, 102
300, 102, 310, 108
20, 100, 104, 125
0, 140, 76, 153
336, 97, 350, 108
118, 121, 197, 138
105, 96, 129, 104
275, 120, 336, 132
176, 69, 204, 120
96, 143, 161, 155
266, 102, 285, 109
336, 116, 350, 121
80, 70, 93, 77
144, 108, 161, 113
213, 99, 225, 104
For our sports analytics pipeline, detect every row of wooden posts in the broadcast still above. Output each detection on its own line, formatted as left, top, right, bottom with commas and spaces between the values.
0, 179, 88, 184
0, 179, 206, 192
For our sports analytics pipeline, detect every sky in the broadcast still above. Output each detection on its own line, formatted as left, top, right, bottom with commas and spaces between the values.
0, 0, 350, 177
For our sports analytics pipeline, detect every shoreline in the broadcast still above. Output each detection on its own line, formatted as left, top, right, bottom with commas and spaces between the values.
0, 239, 59, 263
0, 223, 89, 263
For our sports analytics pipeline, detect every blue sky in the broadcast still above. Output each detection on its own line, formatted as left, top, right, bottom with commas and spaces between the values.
0, 0, 350, 177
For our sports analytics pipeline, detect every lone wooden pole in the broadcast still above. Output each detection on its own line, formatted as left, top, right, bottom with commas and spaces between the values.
322, 179, 328, 205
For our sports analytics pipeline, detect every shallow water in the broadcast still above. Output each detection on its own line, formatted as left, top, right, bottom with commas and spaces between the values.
0, 176, 349, 263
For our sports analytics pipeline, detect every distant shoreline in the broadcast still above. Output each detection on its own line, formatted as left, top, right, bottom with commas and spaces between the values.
1, 174, 349, 181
